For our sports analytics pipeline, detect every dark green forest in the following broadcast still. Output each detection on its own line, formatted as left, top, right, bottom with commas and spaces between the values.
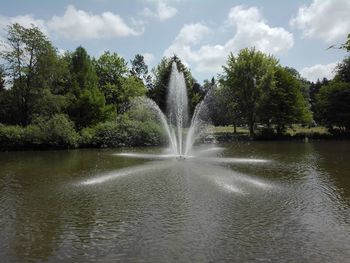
0, 24, 349, 149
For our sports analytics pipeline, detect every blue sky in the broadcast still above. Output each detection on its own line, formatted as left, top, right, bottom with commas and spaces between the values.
0, 0, 349, 83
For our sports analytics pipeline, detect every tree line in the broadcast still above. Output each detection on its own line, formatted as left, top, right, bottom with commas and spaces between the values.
205, 35, 350, 137
0, 23, 349, 149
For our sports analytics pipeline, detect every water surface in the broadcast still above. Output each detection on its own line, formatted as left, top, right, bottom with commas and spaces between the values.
0, 141, 350, 262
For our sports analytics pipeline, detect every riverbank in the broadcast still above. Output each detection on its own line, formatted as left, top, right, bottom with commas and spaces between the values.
1, 123, 349, 151
210, 125, 350, 142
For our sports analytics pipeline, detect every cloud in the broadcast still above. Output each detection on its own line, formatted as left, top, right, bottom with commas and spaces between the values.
47, 5, 141, 40
300, 62, 337, 82
141, 1, 177, 21
164, 6, 294, 73
0, 14, 47, 34
142, 53, 155, 65
290, 0, 350, 43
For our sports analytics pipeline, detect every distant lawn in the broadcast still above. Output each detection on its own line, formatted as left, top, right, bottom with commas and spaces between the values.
209, 125, 329, 135
209, 126, 249, 134
286, 125, 328, 136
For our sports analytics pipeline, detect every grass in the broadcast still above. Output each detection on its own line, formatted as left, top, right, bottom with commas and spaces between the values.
209, 125, 329, 136
209, 126, 249, 134
286, 125, 328, 136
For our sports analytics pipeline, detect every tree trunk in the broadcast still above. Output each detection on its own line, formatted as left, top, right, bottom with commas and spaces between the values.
233, 122, 237, 134
249, 122, 254, 137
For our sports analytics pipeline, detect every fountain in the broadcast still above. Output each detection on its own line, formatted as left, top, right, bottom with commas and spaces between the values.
128, 61, 210, 158
81, 58, 273, 193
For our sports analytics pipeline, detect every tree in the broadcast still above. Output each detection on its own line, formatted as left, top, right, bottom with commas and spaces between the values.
315, 47, 350, 132
263, 66, 312, 134
69, 88, 114, 129
222, 48, 277, 136
148, 56, 199, 115
94, 51, 128, 89
334, 56, 350, 83
118, 76, 147, 113
0, 66, 5, 91
69, 46, 98, 94
130, 54, 152, 87
94, 51, 146, 112
0, 23, 57, 125
341, 34, 350, 52
316, 82, 350, 131
67, 47, 113, 128
310, 78, 329, 123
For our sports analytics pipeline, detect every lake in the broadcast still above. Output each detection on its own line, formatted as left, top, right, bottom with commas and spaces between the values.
1, 141, 350, 262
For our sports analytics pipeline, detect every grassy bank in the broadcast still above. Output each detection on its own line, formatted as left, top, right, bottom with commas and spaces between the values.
208, 125, 350, 141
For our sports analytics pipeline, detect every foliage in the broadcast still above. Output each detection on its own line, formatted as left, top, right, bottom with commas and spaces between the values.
316, 82, 350, 131
0, 114, 78, 149
334, 56, 350, 83
0, 66, 5, 91
263, 66, 312, 134
93, 51, 146, 113
130, 54, 152, 87
149, 56, 201, 115
222, 48, 278, 136
68, 87, 115, 129
81, 118, 166, 148
69, 46, 98, 93
0, 124, 25, 148
1, 24, 350, 148
341, 34, 350, 52
0, 23, 58, 125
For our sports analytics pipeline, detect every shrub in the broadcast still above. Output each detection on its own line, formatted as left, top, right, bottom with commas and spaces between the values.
0, 124, 25, 149
31, 114, 79, 148
23, 124, 45, 146
84, 117, 166, 148
42, 114, 79, 148
92, 121, 125, 147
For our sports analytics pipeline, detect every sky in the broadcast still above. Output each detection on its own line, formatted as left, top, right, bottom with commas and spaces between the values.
0, 0, 349, 83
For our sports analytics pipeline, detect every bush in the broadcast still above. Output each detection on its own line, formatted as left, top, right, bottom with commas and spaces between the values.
38, 114, 79, 148
23, 124, 45, 146
125, 120, 166, 146
92, 121, 125, 148
1, 115, 165, 150
81, 117, 166, 148
0, 124, 25, 149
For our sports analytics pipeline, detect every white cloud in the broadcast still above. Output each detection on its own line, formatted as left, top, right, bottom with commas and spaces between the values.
141, 1, 177, 21
164, 6, 294, 73
47, 5, 141, 40
0, 14, 47, 34
290, 0, 350, 43
300, 62, 337, 82
142, 53, 155, 65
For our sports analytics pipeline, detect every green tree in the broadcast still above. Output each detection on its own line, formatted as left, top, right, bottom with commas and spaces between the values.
69, 46, 98, 94
67, 47, 113, 128
118, 76, 147, 113
334, 56, 350, 83
263, 66, 312, 134
341, 34, 350, 52
316, 82, 350, 131
0, 66, 5, 91
94, 51, 146, 112
222, 48, 277, 136
130, 54, 152, 87
94, 51, 128, 96
149, 56, 200, 115
69, 88, 114, 129
0, 23, 57, 125
315, 47, 350, 132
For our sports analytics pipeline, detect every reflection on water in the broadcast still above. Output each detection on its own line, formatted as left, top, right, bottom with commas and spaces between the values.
0, 142, 350, 262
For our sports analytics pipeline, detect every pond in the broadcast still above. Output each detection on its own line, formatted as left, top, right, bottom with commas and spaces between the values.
0, 141, 350, 262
